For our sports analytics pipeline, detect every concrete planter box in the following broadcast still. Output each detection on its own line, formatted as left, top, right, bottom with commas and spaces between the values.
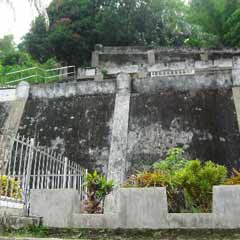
30, 186, 240, 229
0, 197, 23, 209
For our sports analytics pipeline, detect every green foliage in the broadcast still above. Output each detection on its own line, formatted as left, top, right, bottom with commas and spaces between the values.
101, 69, 108, 78
125, 147, 228, 213
188, 0, 240, 47
85, 170, 114, 200
153, 148, 188, 174
223, 8, 240, 47
124, 171, 170, 188
0, 175, 22, 200
21, 15, 51, 63
83, 171, 114, 214
0, 34, 59, 86
22, 0, 191, 66
175, 160, 227, 212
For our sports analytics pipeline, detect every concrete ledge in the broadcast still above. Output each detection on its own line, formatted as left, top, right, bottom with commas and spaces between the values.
30, 80, 116, 99
0, 207, 23, 217
167, 213, 215, 229
0, 215, 41, 230
72, 213, 119, 229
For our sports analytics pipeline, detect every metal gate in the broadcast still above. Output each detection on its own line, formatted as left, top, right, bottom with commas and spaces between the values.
0, 132, 87, 215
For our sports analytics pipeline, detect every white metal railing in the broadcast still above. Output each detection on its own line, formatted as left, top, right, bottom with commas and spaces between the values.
2, 66, 76, 86
0, 131, 86, 214
150, 69, 195, 77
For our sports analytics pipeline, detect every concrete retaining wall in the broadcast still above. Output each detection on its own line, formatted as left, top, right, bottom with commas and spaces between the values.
30, 186, 240, 229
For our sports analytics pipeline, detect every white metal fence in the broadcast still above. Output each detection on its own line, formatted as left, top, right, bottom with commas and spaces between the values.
2, 66, 76, 86
0, 132, 86, 214
150, 69, 195, 77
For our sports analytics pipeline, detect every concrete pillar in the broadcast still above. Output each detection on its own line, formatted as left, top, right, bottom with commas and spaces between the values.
232, 87, 240, 130
105, 73, 131, 213
107, 73, 131, 184
91, 51, 99, 68
91, 44, 103, 67
94, 68, 104, 81
0, 81, 30, 174
147, 50, 155, 65
232, 57, 240, 132
4, 81, 30, 131
232, 57, 240, 86
200, 52, 209, 62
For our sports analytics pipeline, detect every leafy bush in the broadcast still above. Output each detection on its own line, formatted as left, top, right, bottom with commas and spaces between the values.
0, 175, 22, 200
124, 171, 170, 188
153, 148, 189, 174
83, 171, 114, 214
175, 160, 227, 212
225, 169, 240, 185
124, 147, 229, 213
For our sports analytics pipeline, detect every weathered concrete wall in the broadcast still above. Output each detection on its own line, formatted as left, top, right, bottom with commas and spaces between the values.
80, 186, 240, 229
0, 215, 40, 230
18, 93, 115, 173
30, 189, 79, 228
133, 69, 232, 92
0, 102, 10, 129
14, 74, 240, 176
30, 80, 116, 99
127, 88, 240, 174
33, 186, 240, 229
94, 46, 240, 68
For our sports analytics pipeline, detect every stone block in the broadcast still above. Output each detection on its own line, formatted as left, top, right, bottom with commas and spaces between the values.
147, 50, 155, 65
30, 189, 80, 228
213, 185, 240, 228
116, 73, 131, 93
232, 57, 240, 86
16, 81, 30, 100
119, 188, 168, 229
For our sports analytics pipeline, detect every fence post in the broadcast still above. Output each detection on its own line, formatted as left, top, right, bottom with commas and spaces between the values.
85, 169, 88, 200
24, 138, 34, 216
63, 157, 68, 188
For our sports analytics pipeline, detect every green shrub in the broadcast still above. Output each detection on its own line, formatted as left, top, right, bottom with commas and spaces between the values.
83, 171, 114, 214
0, 175, 22, 200
125, 147, 229, 213
101, 69, 108, 78
153, 148, 189, 174
175, 160, 227, 212
124, 171, 170, 188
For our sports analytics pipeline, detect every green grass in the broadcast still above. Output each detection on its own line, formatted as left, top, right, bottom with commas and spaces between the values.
3, 227, 240, 240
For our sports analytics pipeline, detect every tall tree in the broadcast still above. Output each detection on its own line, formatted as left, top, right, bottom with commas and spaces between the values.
23, 0, 190, 66
188, 0, 240, 47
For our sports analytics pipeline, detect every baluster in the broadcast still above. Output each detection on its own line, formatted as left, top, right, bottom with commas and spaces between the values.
45, 148, 51, 188
37, 147, 43, 189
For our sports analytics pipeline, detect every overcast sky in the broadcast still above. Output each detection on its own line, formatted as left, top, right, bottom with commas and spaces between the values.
0, 0, 52, 44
